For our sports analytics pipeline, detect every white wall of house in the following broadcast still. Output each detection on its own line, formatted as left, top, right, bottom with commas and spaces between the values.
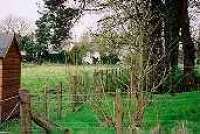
82, 51, 100, 64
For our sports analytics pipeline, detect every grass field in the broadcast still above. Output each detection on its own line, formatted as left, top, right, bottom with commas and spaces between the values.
1, 64, 200, 134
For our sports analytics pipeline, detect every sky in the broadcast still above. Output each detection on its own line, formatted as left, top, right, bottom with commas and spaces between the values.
0, 0, 199, 40
0, 0, 39, 21
0, 0, 101, 40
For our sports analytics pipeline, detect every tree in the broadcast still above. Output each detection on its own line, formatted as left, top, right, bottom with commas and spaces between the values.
148, 0, 166, 91
164, 0, 196, 90
180, 0, 196, 89
89, 0, 171, 128
67, 33, 93, 65
20, 34, 38, 62
35, 0, 79, 63
73, 0, 197, 128
0, 15, 32, 35
164, 0, 181, 69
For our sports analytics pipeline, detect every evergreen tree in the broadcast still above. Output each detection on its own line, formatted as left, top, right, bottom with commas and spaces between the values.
20, 34, 38, 62
35, 0, 79, 62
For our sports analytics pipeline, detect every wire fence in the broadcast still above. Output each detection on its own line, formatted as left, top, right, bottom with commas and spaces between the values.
1, 67, 200, 133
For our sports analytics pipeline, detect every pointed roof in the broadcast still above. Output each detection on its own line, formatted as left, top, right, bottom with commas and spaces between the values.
0, 33, 20, 58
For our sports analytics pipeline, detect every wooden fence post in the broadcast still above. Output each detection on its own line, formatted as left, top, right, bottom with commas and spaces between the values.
57, 82, 63, 119
44, 84, 49, 118
115, 90, 122, 134
96, 70, 103, 93
94, 69, 97, 92
31, 113, 70, 134
71, 75, 78, 111
19, 89, 32, 134
105, 69, 109, 92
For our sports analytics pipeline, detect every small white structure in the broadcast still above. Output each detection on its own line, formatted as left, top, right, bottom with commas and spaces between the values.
82, 51, 100, 64
82, 52, 93, 64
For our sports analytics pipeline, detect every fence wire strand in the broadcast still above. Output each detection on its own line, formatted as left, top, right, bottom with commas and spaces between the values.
1, 67, 200, 133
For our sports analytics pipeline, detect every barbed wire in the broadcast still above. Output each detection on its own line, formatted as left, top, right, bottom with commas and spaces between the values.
4, 102, 20, 121
0, 95, 19, 104
0, 101, 20, 129
1, 68, 200, 132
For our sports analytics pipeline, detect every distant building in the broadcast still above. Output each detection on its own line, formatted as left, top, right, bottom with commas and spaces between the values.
82, 51, 100, 64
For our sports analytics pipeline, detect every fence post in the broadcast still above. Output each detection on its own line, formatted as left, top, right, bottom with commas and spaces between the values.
105, 69, 109, 92
98, 70, 102, 93
31, 112, 70, 134
71, 75, 78, 111
43, 84, 49, 118
19, 89, 32, 134
57, 82, 63, 119
115, 90, 122, 134
94, 70, 100, 98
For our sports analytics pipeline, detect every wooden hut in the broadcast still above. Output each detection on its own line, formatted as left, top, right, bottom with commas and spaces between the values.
0, 33, 21, 121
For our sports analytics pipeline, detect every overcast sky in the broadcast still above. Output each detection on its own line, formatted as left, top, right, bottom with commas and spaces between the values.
0, 0, 101, 40
0, 0, 39, 21
0, 0, 199, 40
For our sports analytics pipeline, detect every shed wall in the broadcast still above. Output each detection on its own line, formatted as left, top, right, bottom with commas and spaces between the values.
0, 59, 2, 120
0, 42, 21, 120
0, 59, 2, 98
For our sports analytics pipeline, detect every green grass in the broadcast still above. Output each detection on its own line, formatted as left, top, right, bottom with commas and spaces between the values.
1, 64, 118, 134
1, 64, 200, 134
144, 91, 200, 134
56, 105, 115, 134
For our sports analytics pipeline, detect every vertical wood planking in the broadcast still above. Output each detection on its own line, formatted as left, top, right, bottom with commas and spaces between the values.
1, 42, 21, 121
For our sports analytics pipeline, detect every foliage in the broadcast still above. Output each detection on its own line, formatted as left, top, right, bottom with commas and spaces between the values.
98, 68, 130, 93
20, 35, 38, 62
35, 0, 79, 62
163, 66, 200, 93
100, 53, 120, 64
42, 50, 66, 64
94, 31, 125, 55
91, 0, 196, 93
66, 44, 90, 65
20, 35, 67, 64
162, 66, 184, 93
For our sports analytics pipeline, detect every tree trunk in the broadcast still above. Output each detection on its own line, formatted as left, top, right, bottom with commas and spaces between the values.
180, 0, 195, 91
149, 0, 165, 92
165, 0, 181, 68
164, 0, 181, 91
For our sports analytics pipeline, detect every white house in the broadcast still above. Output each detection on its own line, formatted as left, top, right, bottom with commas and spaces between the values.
82, 51, 100, 64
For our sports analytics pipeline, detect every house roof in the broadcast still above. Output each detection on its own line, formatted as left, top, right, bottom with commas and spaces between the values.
0, 33, 19, 58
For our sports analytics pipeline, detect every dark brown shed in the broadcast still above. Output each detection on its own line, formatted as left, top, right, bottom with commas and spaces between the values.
0, 33, 21, 121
